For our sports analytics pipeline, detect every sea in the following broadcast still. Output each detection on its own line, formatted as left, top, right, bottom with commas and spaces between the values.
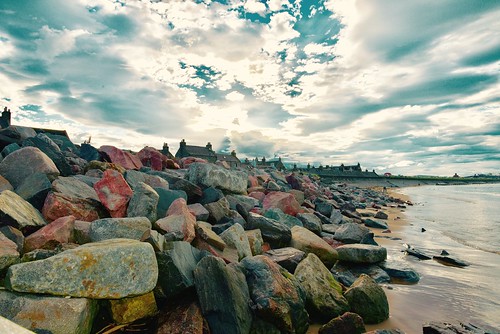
368, 183, 500, 333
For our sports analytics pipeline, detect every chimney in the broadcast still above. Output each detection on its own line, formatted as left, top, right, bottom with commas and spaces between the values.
231, 150, 237, 157
1, 107, 11, 128
180, 139, 186, 147
206, 142, 213, 151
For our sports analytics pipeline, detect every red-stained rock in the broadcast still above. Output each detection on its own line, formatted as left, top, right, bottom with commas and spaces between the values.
180, 157, 208, 169
263, 191, 303, 216
248, 175, 259, 188
157, 299, 208, 334
94, 170, 133, 218
137, 146, 168, 171
286, 173, 302, 190
155, 198, 196, 242
42, 192, 102, 222
99, 145, 143, 170
165, 159, 180, 169
192, 237, 239, 264
248, 191, 266, 203
24, 216, 75, 253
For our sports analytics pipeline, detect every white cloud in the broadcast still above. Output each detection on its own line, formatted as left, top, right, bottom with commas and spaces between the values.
244, 0, 267, 16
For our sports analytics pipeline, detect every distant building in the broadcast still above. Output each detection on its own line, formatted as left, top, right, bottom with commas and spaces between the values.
255, 156, 287, 171
453, 173, 460, 178
161, 142, 175, 159
304, 162, 378, 178
216, 151, 241, 168
384, 172, 392, 177
175, 139, 217, 162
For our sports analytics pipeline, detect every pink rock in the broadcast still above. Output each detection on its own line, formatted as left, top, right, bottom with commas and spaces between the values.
248, 191, 266, 203
137, 147, 168, 171
180, 157, 207, 169
263, 191, 303, 216
165, 159, 180, 169
24, 215, 75, 253
94, 169, 133, 218
99, 145, 143, 170
155, 198, 196, 242
187, 203, 209, 221
192, 237, 239, 264
42, 192, 101, 222
247, 186, 266, 193
0, 233, 19, 270
248, 175, 259, 188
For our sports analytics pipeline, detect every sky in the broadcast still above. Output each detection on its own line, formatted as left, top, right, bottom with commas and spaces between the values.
0, 0, 499, 176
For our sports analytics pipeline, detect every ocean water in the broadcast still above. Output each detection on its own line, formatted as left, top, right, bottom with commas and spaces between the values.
372, 183, 500, 332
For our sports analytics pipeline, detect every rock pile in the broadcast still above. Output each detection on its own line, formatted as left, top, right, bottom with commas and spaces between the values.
0, 138, 408, 333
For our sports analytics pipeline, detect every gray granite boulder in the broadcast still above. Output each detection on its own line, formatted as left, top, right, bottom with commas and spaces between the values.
23, 135, 73, 177
125, 170, 169, 190
14, 172, 52, 211
379, 260, 420, 284
89, 217, 151, 242
127, 182, 159, 223
336, 244, 387, 264
0, 290, 97, 334
220, 223, 252, 260
204, 197, 232, 224
374, 211, 388, 220
187, 162, 248, 194
5, 238, 158, 299
155, 188, 187, 219
331, 263, 390, 287
290, 226, 338, 268
363, 218, 388, 229
52, 176, 99, 200
297, 213, 322, 235
264, 208, 303, 229
334, 223, 370, 244
0, 190, 46, 234
263, 247, 306, 273
344, 274, 389, 324
247, 212, 292, 248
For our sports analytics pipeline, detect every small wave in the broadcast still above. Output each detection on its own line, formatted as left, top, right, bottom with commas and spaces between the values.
441, 232, 500, 255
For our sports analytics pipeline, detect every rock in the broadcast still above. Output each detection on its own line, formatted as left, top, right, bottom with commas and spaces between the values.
263, 247, 306, 273
78, 143, 100, 161
52, 176, 99, 201
85, 160, 126, 174
41, 192, 106, 223
188, 203, 210, 221
23, 135, 73, 177
336, 244, 387, 264
265, 208, 303, 229
363, 218, 389, 229
199, 186, 224, 205
0, 232, 19, 270
94, 169, 133, 218
187, 162, 248, 194
322, 224, 340, 235
89, 217, 151, 242
286, 173, 302, 190
195, 224, 226, 250
422, 321, 495, 334
266, 180, 281, 191
365, 330, 405, 334
127, 182, 159, 223
6, 238, 158, 299
290, 226, 338, 268
108, 291, 157, 324
0, 226, 24, 253
241, 255, 309, 334
0, 190, 46, 234
263, 191, 302, 216
0, 175, 13, 192
21, 249, 59, 262
156, 298, 207, 334
192, 237, 240, 264
331, 263, 390, 287
170, 178, 203, 203
155, 188, 187, 219
432, 255, 469, 267
155, 198, 196, 242
374, 211, 388, 220
360, 232, 379, 246
73, 220, 91, 244
99, 145, 143, 170
318, 312, 365, 334
246, 229, 264, 255
194, 256, 252, 334
250, 317, 281, 334
334, 223, 370, 244
24, 215, 75, 253
297, 213, 322, 235
247, 212, 292, 248
0, 290, 97, 334
204, 197, 232, 224
220, 223, 252, 260
289, 189, 305, 205
330, 210, 343, 224
125, 170, 169, 190
403, 244, 432, 260
379, 260, 420, 284
314, 199, 335, 217
344, 274, 389, 324
14, 172, 52, 210
0, 315, 36, 334
137, 146, 167, 171
295, 253, 349, 320
1, 143, 21, 158
226, 194, 259, 213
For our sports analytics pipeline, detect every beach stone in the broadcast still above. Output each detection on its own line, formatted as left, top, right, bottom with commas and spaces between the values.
23, 136, 73, 177
295, 253, 348, 320
374, 211, 388, 220
125, 170, 169, 190
289, 189, 305, 205
337, 244, 387, 264
73, 220, 91, 244
94, 169, 133, 218
170, 178, 203, 202
247, 212, 292, 248
379, 260, 420, 284
246, 229, 264, 255
200, 186, 224, 205
99, 145, 143, 170
156, 299, 206, 334
422, 321, 493, 334
137, 146, 167, 171
24, 215, 75, 253
1, 143, 21, 158
314, 199, 335, 217
286, 173, 302, 190
52, 176, 99, 201
266, 180, 281, 191
365, 329, 405, 334
108, 291, 157, 324
155, 188, 187, 219
127, 182, 159, 223
322, 223, 341, 235
204, 197, 231, 224
318, 312, 366, 334
155, 198, 196, 242
364, 218, 388, 229
0, 233, 19, 270
330, 210, 343, 224
89, 217, 151, 242
0, 175, 13, 192
78, 143, 100, 161
188, 203, 209, 221
195, 224, 226, 250
0, 315, 36, 334
220, 223, 252, 260
0, 226, 24, 253
226, 194, 259, 213
187, 162, 248, 194
265, 208, 303, 228
263, 247, 306, 273
42, 191, 105, 223
331, 263, 390, 287
291, 226, 338, 267
334, 223, 370, 244
0, 190, 46, 234
241, 255, 309, 334
5, 238, 158, 299
263, 191, 302, 216
156, 241, 206, 299
14, 172, 52, 210
194, 256, 252, 334
0, 290, 97, 334
344, 274, 389, 324
297, 213, 322, 235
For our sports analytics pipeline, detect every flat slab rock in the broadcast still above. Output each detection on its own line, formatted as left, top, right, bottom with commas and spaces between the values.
423, 321, 498, 334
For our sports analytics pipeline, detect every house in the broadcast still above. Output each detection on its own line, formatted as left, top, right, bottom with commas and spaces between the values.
216, 151, 241, 168
160, 142, 175, 159
255, 156, 287, 171
174, 139, 218, 163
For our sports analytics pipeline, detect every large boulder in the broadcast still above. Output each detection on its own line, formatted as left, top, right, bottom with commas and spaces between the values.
344, 274, 389, 324
220, 223, 252, 260
262, 191, 302, 216
107, 292, 157, 324
318, 312, 365, 334
22, 135, 73, 177
187, 162, 248, 194
0, 290, 97, 334
156, 298, 206, 334
241, 255, 309, 334
246, 229, 264, 256
24, 215, 75, 253
193, 256, 253, 334
41, 192, 106, 223
99, 145, 142, 170
126, 182, 159, 223
204, 197, 231, 224
334, 223, 370, 244
331, 263, 390, 287
296, 213, 322, 235
155, 188, 187, 219
137, 146, 168, 171
195, 224, 226, 250
246, 212, 291, 248
5, 238, 158, 299
379, 260, 420, 284
94, 169, 133, 218
0, 190, 46, 234
89, 217, 151, 242
264, 208, 303, 229
290, 226, 338, 268
0, 147, 59, 188
155, 198, 196, 242
52, 176, 99, 201
263, 247, 306, 273
295, 253, 349, 321
125, 170, 169, 190
14, 172, 52, 210
336, 244, 387, 264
